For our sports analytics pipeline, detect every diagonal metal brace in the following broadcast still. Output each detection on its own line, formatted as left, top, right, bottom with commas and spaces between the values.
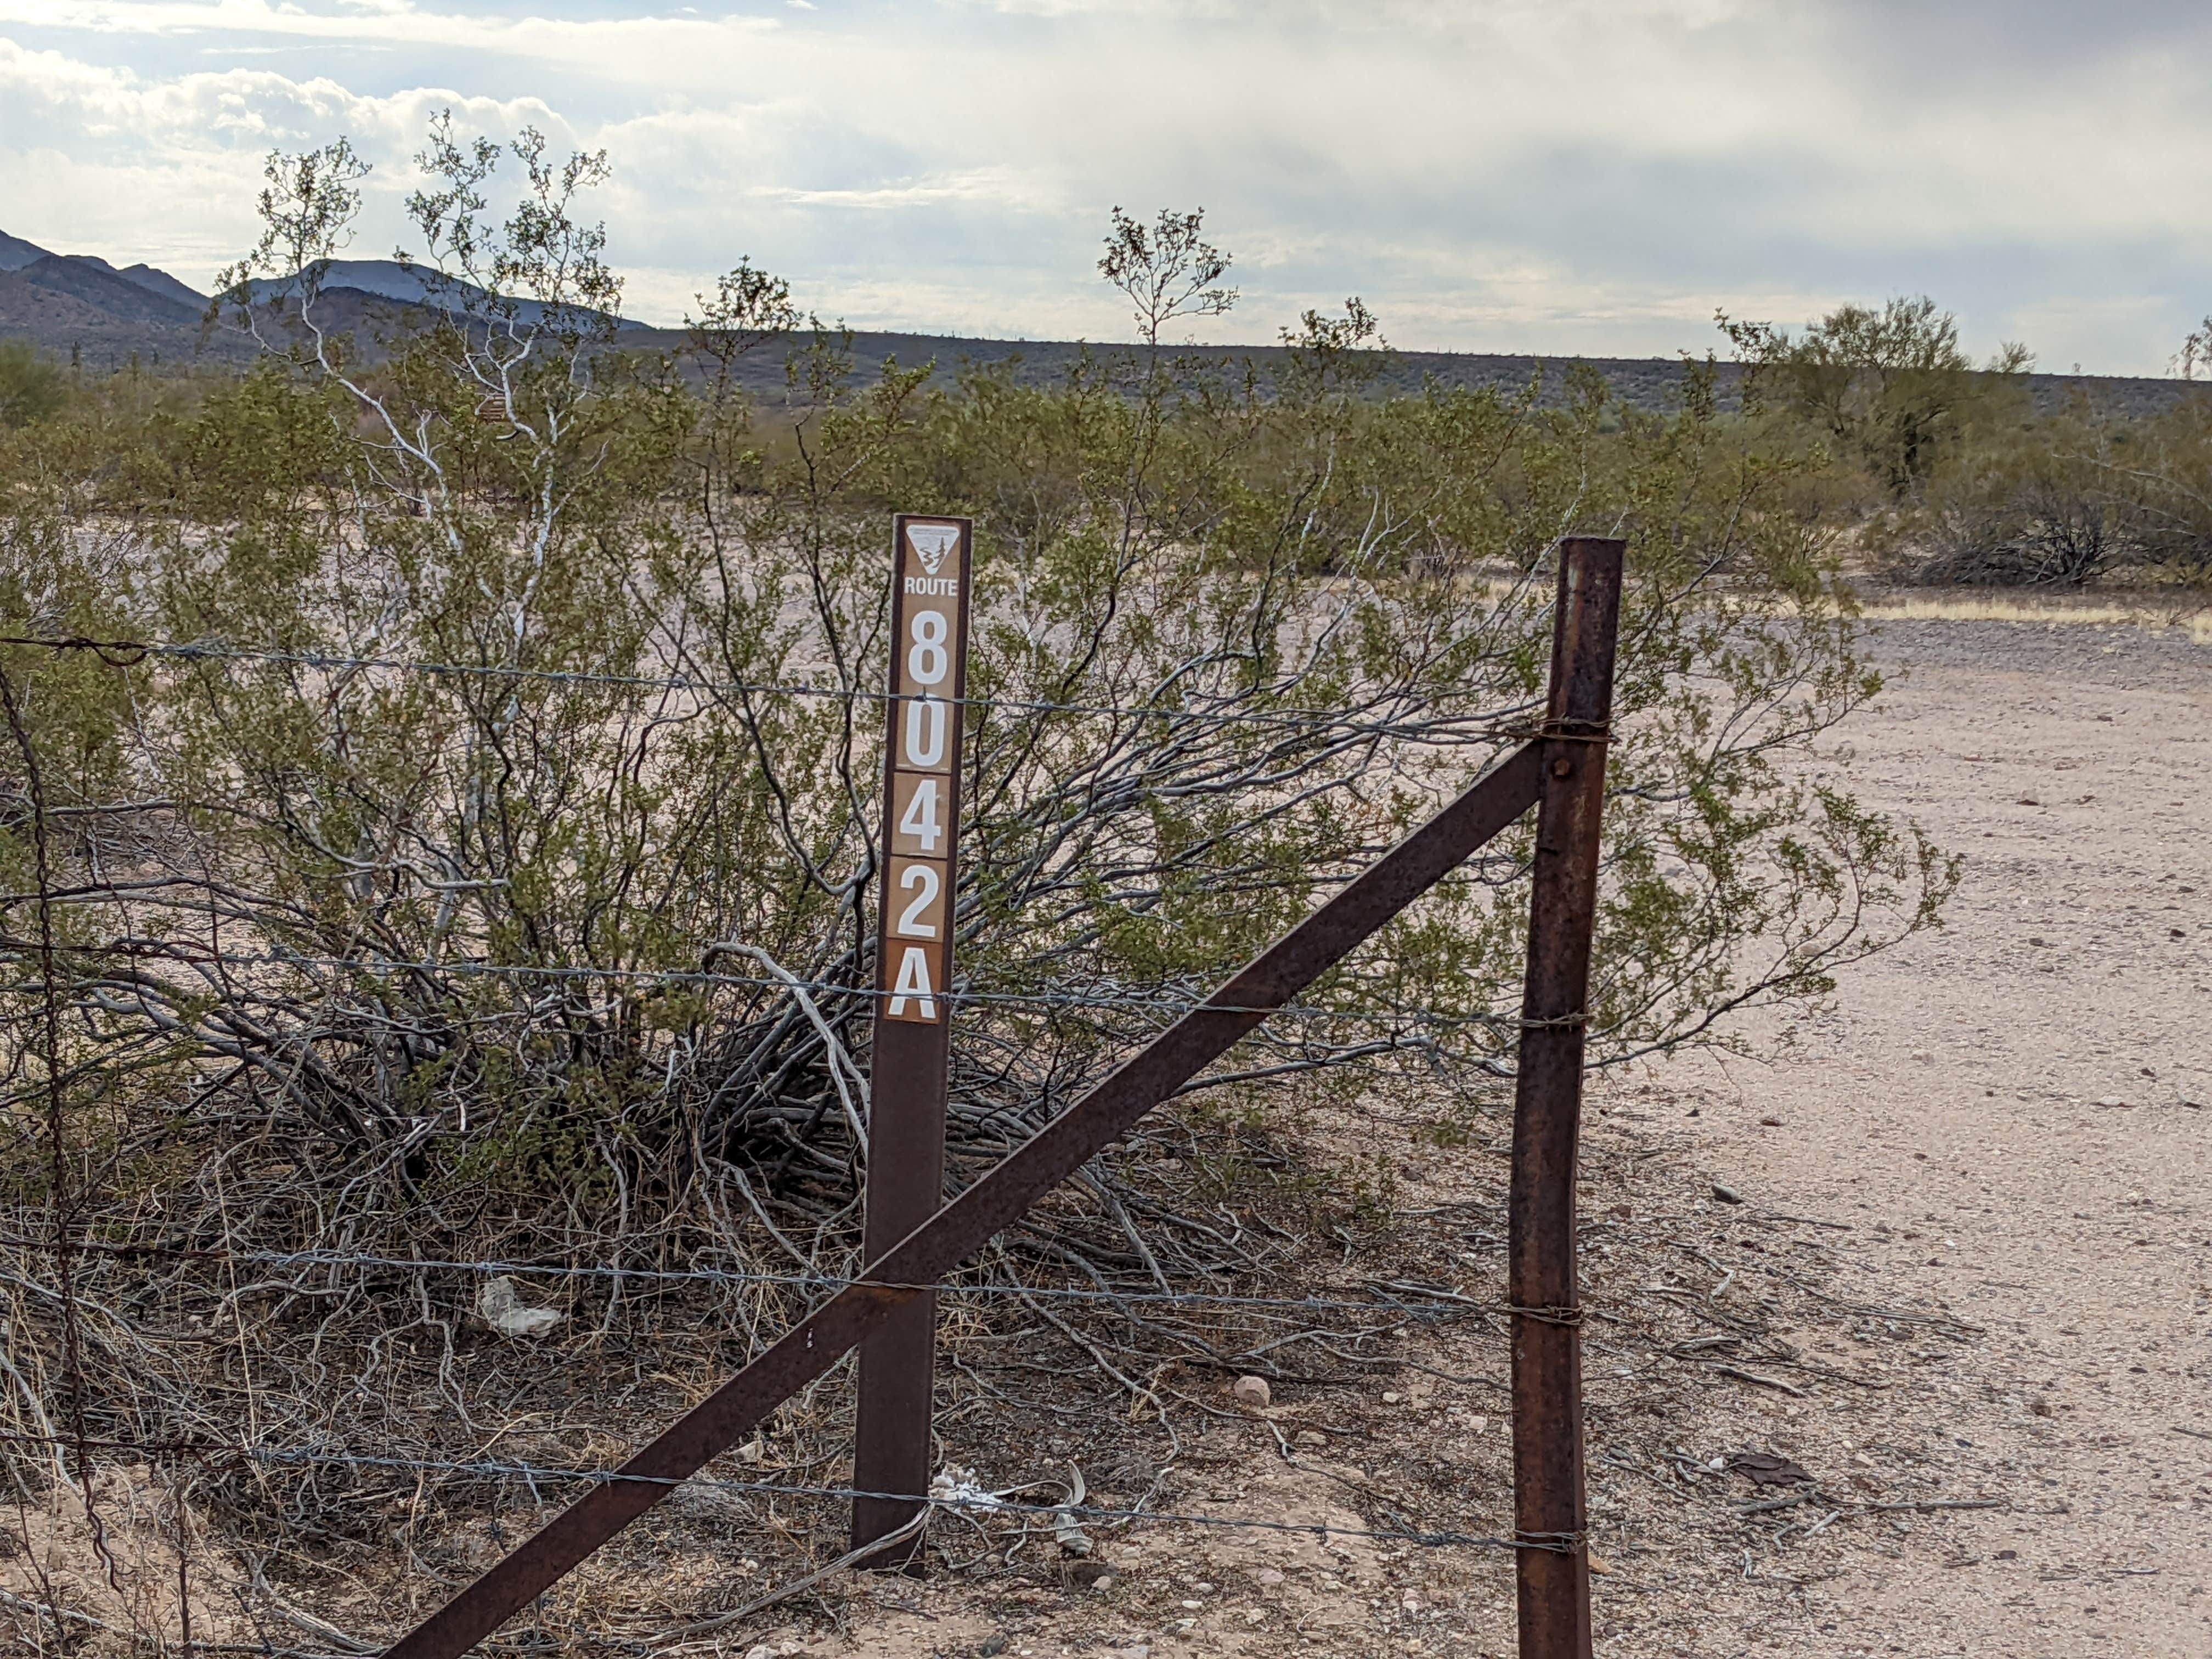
384, 742, 1549, 1657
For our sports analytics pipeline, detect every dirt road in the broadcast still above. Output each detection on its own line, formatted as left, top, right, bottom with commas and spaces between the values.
1652, 616, 2212, 1656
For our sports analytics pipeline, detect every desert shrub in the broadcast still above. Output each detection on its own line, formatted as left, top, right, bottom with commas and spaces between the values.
1, 134, 1951, 1300
0, 341, 66, 427
1876, 399, 2212, 586
2094, 399, 2212, 582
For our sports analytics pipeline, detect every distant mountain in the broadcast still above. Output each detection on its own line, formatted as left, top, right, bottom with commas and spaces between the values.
16, 254, 202, 325
0, 234, 647, 366
243, 258, 647, 335
70, 255, 208, 312
0, 229, 51, 272
4, 228, 2204, 421
0, 229, 224, 365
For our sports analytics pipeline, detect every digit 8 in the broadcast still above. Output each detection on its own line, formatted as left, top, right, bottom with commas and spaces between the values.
909, 609, 949, 686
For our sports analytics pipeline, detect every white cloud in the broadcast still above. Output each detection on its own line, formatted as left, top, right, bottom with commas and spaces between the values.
2, 1, 2208, 370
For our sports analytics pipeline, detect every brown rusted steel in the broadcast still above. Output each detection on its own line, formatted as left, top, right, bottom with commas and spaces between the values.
849, 1018, 947, 1565
1508, 535, 1626, 1659
853, 516, 974, 1565
381, 739, 1548, 1658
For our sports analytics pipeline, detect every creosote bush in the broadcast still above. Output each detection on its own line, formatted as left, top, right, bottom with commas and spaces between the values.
0, 134, 1954, 1259
1722, 294, 2212, 587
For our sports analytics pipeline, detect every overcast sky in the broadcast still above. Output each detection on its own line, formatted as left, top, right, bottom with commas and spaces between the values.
2, 0, 2207, 373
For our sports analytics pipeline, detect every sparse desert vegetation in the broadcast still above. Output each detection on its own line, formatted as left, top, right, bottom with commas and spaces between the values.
2, 119, 2207, 1657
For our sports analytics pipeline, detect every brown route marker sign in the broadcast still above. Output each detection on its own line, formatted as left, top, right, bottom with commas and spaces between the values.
851, 514, 973, 1560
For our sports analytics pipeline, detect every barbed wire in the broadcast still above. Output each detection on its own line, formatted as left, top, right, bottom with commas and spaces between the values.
0, 936, 1542, 1034
0, 1429, 1577, 1556
0, 622, 1596, 1637
0, 1228, 1532, 1319
0, 633, 1548, 744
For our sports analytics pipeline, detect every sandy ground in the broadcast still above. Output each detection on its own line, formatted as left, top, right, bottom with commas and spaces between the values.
1646, 615, 2212, 1656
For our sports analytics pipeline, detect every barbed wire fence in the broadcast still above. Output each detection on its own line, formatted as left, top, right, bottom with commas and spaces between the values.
0, 622, 1581, 1652
0, 623, 1972, 1655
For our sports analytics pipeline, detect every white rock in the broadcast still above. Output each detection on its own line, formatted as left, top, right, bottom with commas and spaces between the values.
1229, 1375, 1271, 1408
476, 1276, 561, 1339
1256, 1568, 1285, 1588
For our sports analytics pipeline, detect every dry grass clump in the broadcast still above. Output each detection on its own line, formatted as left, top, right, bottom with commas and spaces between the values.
1852, 591, 2212, 642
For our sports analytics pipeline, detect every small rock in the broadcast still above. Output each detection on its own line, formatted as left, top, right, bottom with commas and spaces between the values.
744, 1647, 776, 1659
1466, 1414, 1489, 1436
1381, 1390, 1401, 1405
1294, 1429, 1328, 1449
979, 1637, 1008, 1658
1711, 1182, 1745, 1205
1229, 1375, 1272, 1408
2097, 1097, 2128, 1109
1587, 1551, 1612, 1575
1256, 1568, 1285, 1588
1758, 1115, 1782, 1127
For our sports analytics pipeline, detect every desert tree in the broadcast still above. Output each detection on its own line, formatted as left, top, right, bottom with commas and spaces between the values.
1722, 295, 2032, 495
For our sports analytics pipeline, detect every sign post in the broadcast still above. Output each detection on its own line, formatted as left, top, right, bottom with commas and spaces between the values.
850, 514, 973, 1564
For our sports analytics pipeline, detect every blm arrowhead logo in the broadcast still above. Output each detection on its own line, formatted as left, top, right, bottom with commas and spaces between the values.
906, 522, 959, 577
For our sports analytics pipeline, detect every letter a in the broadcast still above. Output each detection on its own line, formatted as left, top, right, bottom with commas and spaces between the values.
888, 944, 938, 1020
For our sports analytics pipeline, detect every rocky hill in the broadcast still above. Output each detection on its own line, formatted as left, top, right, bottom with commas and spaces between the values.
2, 229, 2202, 418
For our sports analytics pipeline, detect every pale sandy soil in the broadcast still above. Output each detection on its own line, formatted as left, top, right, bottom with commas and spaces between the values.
1645, 616, 2212, 1657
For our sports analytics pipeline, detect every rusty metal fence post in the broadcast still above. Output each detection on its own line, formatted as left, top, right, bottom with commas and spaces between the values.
1508, 534, 1624, 1659
852, 515, 974, 1565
